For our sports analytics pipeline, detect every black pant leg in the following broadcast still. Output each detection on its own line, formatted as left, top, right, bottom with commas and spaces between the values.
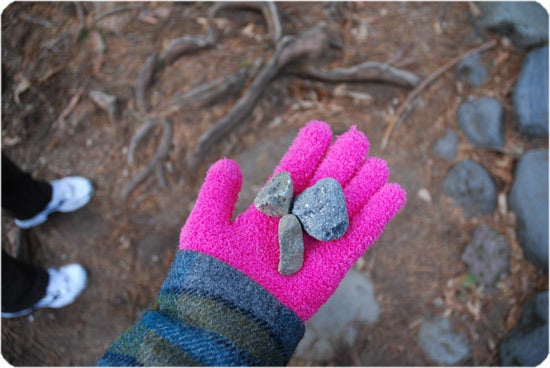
2, 153, 52, 220
1, 250, 49, 313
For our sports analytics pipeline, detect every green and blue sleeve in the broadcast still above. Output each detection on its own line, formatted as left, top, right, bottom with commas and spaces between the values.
98, 250, 305, 366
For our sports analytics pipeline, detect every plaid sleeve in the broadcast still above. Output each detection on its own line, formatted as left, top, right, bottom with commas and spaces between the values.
98, 250, 305, 366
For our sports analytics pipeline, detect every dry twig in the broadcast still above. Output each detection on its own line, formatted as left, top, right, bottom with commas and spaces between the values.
380, 39, 497, 150
53, 86, 86, 129
135, 53, 157, 113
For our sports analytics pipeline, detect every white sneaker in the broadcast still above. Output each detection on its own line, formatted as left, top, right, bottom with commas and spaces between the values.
15, 176, 95, 229
1, 264, 88, 318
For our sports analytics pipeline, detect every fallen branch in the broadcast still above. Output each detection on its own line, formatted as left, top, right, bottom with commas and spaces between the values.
189, 23, 330, 169
380, 39, 497, 150
122, 119, 173, 202
288, 60, 420, 87
209, 1, 282, 43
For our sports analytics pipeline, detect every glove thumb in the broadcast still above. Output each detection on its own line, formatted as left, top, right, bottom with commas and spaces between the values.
182, 158, 242, 237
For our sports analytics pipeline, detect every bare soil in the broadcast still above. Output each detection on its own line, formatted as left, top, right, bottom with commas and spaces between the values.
1, 2, 547, 366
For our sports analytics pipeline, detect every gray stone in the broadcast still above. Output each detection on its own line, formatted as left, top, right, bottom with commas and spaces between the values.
508, 149, 549, 272
418, 316, 472, 365
433, 129, 459, 161
442, 160, 498, 218
461, 225, 509, 289
278, 214, 304, 275
292, 178, 349, 241
513, 46, 549, 138
500, 292, 549, 366
457, 96, 505, 149
478, 2, 548, 49
455, 54, 488, 87
293, 270, 379, 362
254, 171, 293, 217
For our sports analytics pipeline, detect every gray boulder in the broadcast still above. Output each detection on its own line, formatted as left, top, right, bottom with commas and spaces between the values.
457, 96, 505, 149
513, 46, 549, 138
478, 2, 548, 49
418, 316, 472, 365
442, 160, 498, 218
508, 149, 549, 272
500, 292, 549, 366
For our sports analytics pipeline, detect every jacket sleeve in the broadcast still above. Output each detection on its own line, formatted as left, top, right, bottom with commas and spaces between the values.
98, 250, 305, 366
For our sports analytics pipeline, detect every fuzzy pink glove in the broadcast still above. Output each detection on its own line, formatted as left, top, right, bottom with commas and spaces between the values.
180, 121, 406, 321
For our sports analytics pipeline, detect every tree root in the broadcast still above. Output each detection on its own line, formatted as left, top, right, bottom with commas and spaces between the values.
121, 119, 173, 202
209, 1, 282, 43
287, 60, 420, 88
189, 23, 330, 170
150, 59, 262, 120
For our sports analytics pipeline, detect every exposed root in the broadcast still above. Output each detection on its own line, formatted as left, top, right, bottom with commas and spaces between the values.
135, 53, 157, 113
158, 29, 217, 66
189, 23, 330, 170
209, 1, 282, 43
288, 60, 420, 88
122, 119, 173, 202
151, 59, 262, 120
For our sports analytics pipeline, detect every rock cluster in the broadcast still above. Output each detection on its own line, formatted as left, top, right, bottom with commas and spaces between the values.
254, 172, 349, 275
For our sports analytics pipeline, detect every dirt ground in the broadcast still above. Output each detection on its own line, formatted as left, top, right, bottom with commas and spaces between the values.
1, 2, 547, 366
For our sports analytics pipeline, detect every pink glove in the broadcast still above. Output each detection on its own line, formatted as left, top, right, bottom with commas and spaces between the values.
180, 121, 406, 321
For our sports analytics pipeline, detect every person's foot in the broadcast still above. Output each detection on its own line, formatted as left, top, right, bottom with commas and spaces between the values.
1, 264, 88, 318
15, 176, 94, 229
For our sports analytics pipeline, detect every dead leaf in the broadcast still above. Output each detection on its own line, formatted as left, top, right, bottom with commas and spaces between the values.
13, 72, 31, 104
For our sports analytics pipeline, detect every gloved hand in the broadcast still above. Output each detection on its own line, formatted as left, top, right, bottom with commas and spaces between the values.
180, 120, 406, 321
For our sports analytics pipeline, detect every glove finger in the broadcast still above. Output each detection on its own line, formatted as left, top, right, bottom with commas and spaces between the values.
185, 158, 242, 229
343, 157, 390, 217
308, 125, 369, 187
272, 120, 333, 194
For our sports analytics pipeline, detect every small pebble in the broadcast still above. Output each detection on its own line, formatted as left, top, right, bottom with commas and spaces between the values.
254, 171, 293, 217
292, 178, 349, 241
278, 214, 304, 275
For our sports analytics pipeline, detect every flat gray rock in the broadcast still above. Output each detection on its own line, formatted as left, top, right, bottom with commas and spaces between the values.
278, 214, 304, 275
508, 149, 549, 271
457, 96, 505, 149
293, 270, 379, 362
455, 54, 488, 87
254, 171, 293, 217
442, 160, 497, 218
461, 225, 509, 289
292, 178, 349, 241
418, 317, 471, 365
433, 129, 459, 162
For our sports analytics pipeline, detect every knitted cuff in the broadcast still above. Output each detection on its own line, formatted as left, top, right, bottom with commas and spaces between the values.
99, 250, 304, 366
